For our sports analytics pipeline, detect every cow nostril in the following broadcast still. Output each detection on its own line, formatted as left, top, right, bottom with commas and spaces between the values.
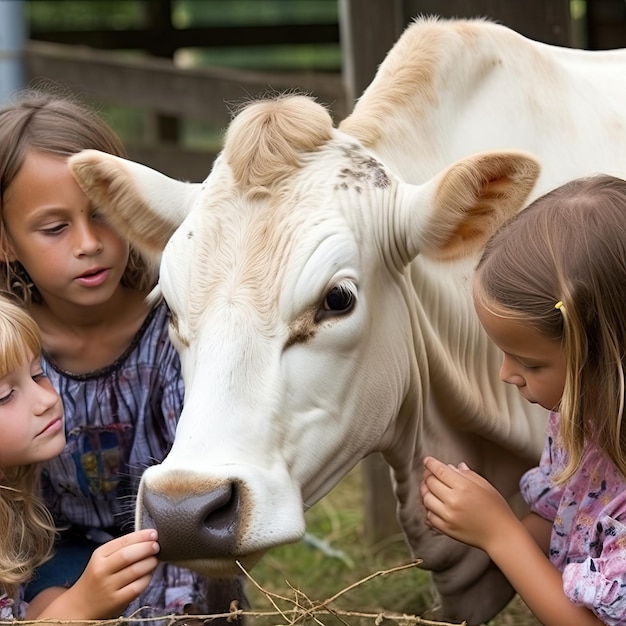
204, 482, 239, 539
142, 481, 240, 561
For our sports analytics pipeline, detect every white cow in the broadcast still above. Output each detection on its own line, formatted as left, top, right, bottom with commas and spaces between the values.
68, 17, 626, 625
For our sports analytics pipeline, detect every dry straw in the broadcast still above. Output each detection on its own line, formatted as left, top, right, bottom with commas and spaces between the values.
1, 561, 466, 626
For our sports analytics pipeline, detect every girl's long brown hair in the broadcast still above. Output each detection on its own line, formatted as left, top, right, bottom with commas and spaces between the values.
474, 175, 626, 482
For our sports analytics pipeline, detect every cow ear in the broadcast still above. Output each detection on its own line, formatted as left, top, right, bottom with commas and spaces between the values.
396, 151, 540, 263
69, 150, 201, 256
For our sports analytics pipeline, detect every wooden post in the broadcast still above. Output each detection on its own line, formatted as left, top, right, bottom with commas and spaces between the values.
339, 0, 404, 108
143, 0, 180, 143
339, 0, 406, 545
585, 0, 626, 49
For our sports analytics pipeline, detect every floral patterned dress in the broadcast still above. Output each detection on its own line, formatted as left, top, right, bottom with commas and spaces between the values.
0, 587, 25, 620
521, 410, 626, 625
0, 594, 16, 620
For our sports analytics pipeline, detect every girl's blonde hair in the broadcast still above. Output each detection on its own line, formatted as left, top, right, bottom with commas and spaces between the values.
0, 296, 57, 598
0, 88, 156, 304
474, 175, 626, 483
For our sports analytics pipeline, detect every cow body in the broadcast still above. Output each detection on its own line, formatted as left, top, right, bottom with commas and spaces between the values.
69, 18, 626, 625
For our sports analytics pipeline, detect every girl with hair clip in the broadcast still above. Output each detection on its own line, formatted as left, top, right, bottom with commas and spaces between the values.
0, 89, 244, 622
0, 295, 160, 620
421, 174, 626, 625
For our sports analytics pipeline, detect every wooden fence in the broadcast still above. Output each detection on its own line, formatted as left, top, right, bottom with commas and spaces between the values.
25, 41, 347, 181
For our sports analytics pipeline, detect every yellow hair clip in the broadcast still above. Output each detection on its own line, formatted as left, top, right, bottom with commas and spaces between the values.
554, 301, 564, 310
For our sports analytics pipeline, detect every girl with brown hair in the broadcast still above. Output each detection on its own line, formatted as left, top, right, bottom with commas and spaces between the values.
422, 175, 626, 625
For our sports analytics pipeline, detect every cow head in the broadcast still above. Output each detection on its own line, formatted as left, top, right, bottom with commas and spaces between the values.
69, 95, 538, 576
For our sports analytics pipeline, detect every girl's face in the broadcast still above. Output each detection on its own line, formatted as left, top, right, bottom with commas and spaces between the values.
0, 354, 65, 467
2, 151, 130, 309
476, 301, 566, 412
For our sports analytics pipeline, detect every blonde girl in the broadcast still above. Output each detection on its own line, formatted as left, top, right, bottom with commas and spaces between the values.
0, 295, 159, 620
421, 175, 626, 625
0, 295, 61, 618
0, 89, 243, 621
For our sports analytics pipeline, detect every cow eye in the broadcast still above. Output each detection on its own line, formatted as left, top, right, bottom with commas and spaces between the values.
320, 282, 356, 317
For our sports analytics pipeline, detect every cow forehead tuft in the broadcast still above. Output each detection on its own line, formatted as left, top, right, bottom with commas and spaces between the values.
223, 94, 334, 190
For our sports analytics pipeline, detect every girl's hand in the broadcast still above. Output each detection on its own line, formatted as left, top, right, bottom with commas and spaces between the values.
421, 457, 607, 626
48, 529, 160, 619
420, 456, 520, 553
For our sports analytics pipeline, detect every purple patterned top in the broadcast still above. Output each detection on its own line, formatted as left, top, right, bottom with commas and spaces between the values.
520, 411, 626, 625
35, 300, 209, 617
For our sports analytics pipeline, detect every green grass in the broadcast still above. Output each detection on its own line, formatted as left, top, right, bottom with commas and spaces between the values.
244, 464, 541, 626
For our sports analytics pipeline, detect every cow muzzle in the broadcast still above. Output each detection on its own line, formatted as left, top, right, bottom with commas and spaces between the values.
140, 476, 242, 561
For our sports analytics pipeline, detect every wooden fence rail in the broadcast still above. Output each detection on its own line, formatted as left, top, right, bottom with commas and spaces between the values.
25, 40, 347, 181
